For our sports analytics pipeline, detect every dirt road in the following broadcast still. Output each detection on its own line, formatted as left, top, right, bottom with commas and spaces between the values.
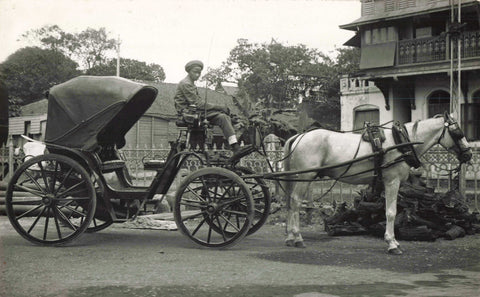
1, 216, 479, 297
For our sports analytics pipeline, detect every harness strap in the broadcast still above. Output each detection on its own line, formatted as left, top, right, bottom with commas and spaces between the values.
392, 121, 421, 168
364, 122, 385, 192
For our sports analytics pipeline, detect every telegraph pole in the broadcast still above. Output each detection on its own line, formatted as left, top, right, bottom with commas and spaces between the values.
116, 35, 121, 77
449, 0, 466, 196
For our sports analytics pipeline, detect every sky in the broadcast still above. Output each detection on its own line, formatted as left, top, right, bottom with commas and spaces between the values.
0, 0, 361, 83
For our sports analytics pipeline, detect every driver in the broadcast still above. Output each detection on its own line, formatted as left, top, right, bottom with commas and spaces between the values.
174, 60, 251, 160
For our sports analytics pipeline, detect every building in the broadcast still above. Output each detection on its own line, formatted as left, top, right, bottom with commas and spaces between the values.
339, 0, 480, 143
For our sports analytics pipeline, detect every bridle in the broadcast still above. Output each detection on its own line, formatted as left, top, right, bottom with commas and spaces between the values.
437, 113, 472, 163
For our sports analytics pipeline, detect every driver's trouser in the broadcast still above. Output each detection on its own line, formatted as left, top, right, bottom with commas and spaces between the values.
208, 113, 237, 145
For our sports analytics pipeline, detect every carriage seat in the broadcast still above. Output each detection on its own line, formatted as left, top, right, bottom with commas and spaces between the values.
100, 159, 126, 173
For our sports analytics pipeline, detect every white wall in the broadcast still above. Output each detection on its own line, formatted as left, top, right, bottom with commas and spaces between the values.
340, 77, 392, 131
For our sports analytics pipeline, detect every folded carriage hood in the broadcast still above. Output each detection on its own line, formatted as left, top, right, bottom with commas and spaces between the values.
45, 76, 158, 151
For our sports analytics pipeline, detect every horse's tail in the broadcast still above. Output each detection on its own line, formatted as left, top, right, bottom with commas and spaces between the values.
281, 134, 300, 210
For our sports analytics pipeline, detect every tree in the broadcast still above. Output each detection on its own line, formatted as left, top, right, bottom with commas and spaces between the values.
0, 47, 80, 107
23, 26, 117, 70
86, 58, 166, 82
204, 39, 336, 110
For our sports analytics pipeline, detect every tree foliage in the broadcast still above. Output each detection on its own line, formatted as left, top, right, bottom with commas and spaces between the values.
0, 47, 79, 109
23, 25, 117, 70
205, 39, 337, 110
204, 39, 360, 129
86, 58, 165, 82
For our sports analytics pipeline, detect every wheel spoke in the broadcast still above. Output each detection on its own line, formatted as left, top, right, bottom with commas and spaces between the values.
27, 206, 47, 234
207, 220, 213, 243
54, 205, 77, 230
43, 207, 50, 240
54, 167, 73, 195
56, 180, 86, 198
21, 171, 47, 195
12, 184, 45, 197
216, 215, 227, 241
191, 217, 206, 236
52, 206, 63, 240
219, 214, 241, 232
221, 209, 248, 217
62, 205, 87, 218
16, 204, 43, 220
37, 162, 50, 191
181, 210, 206, 221
185, 185, 208, 202
218, 196, 243, 208
51, 161, 59, 193
200, 177, 212, 202
223, 212, 232, 232
217, 182, 235, 202
179, 201, 206, 208
56, 200, 74, 211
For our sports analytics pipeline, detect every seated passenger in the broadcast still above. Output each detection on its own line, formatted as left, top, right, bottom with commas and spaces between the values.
174, 60, 251, 159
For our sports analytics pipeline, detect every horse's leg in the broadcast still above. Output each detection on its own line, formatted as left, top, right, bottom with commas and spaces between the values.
383, 178, 402, 255
285, 182, 305, 248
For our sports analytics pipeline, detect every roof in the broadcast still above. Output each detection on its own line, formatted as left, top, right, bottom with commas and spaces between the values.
21, 99, 49, 115
19, 80, 239, 120
340, 0, 479, 30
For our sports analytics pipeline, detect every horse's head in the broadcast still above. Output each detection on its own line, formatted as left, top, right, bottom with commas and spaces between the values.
237, 116, 297, 147
437, 112, 472, 163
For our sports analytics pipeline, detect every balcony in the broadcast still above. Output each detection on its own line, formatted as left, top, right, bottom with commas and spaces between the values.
398, 31, 480, 65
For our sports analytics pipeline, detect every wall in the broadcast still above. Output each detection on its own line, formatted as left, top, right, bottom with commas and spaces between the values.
340, 77, 391, 131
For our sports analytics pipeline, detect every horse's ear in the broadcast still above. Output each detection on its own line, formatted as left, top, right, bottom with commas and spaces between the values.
443, 111, 452, 121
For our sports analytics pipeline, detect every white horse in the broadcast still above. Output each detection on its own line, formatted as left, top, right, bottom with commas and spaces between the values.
282, 113, 472, 254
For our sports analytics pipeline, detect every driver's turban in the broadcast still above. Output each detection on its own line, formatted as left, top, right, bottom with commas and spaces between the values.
185, 60, 204, 72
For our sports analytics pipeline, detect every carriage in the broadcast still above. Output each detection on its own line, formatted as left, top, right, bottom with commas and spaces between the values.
6, 76, 472, 254
5, 76, 270, 248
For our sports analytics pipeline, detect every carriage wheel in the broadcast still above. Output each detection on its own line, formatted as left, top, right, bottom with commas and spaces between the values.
5, 154, 96, 245
174, 167, 254, 248
234, 167, 271, 236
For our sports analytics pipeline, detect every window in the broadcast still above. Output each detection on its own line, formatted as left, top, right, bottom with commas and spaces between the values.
24, 121, 32, 138
354, 105, 380, 131
427, 90, 450, 117
462, 91, 480, 141
363, 26, 396, 45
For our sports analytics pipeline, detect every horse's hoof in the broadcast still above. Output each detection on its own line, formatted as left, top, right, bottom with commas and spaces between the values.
294, 241, 306, 248
285, 240, 295, 247
388, 248, 403, 255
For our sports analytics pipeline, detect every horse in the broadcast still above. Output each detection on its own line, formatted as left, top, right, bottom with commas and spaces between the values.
281, 112, 472, 254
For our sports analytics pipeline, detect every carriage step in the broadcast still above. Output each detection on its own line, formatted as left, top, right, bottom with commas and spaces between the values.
100, 160, 126, 172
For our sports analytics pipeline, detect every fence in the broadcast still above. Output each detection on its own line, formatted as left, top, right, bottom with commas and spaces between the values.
0, 141, 23, 183
2, 140, 479, 207
120, 142, 480, 206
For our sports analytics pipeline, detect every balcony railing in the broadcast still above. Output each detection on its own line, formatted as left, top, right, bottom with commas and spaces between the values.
397, 31, 480, 65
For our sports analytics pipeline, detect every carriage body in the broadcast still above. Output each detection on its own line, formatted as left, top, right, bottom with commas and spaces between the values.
6, 76, 261, 248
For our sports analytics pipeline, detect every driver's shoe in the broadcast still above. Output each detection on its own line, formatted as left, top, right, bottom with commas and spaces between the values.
229, 144, 254, 164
